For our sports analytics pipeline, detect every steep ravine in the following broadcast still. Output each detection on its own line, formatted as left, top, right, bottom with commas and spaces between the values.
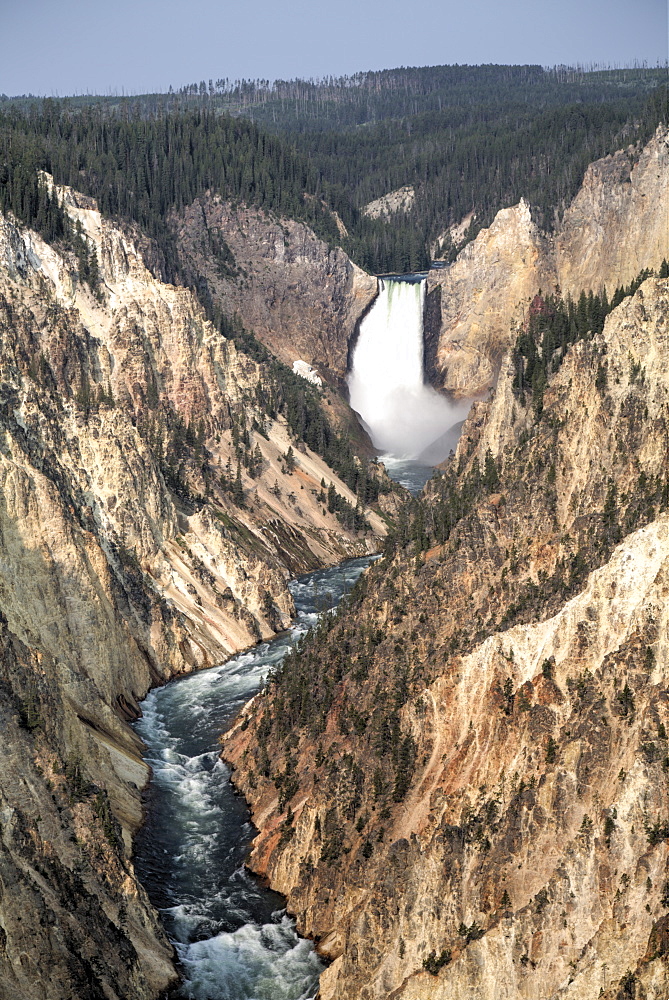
0, 187, 386, 999
224, 277, 669, 1000
0, 121, 666, 1000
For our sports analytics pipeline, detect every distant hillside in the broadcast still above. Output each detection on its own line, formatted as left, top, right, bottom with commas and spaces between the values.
72, 64, 665, 132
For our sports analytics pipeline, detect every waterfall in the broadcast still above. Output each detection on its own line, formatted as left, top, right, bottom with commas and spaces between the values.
348, 277, 468, 463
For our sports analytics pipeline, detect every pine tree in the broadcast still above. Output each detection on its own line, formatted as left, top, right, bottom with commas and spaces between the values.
233, 462, 245, 506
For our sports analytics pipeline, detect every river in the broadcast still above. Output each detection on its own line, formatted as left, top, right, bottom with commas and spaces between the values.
133, 556, 375, 1000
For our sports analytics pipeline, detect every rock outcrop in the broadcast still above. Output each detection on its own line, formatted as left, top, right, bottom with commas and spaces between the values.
0, 183, 385, 999
556, 126, 669, 297
424, 198, 554, 396
363, 186, 416, 222
225, 277, 669, 1000
426, 125, 669, 397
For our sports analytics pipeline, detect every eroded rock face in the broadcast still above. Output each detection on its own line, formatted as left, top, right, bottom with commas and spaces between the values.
172, 197, 378, 374
0, 185, 384, 999
427, 126, 669, 397
556, 126, 669, 297
224, 278, 669, 1000
425, 199, 555, 396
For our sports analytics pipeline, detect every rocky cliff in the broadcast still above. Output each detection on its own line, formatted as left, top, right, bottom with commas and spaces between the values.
426, 125, 669, 397
555, 126, 669, 298
424, 198, 554, 396
172, 196, 377, 376
225, 276, 669, 1000
0, 184, 386, 999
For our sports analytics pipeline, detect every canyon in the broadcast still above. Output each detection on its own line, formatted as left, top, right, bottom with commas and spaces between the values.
0, 118, 666, 1000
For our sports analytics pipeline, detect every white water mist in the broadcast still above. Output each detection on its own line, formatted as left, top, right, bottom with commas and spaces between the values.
348, 278, 468, 462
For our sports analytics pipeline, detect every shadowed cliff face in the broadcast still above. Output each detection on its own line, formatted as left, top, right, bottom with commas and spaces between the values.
426, 125, 669, 397
0, 187, 386, 999
224, 278, 669, 1000
172, 196, 378, 376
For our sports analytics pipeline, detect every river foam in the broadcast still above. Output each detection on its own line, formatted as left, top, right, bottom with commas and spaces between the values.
133, 558, 374, 999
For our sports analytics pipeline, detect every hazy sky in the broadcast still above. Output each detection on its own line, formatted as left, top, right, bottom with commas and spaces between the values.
2, 0, 667, 96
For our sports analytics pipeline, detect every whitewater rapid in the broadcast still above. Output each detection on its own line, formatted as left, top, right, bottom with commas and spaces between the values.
133, 558, 374, 1000
348, 276, 468, 463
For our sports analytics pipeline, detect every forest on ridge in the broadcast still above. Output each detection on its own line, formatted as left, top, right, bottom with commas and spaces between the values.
1, 63, 667, 275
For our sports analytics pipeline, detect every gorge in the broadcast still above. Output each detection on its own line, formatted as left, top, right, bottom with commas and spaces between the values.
131, 270, 471, 997
0, 76, 667, 1000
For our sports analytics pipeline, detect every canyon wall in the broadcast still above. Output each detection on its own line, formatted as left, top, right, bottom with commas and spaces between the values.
0, 186, 385, 999
226, 276, 669, 1000
555, 125, 669, 297
424, 198, 554, 396
173, 196, 377, 375
426, 125, 669, 397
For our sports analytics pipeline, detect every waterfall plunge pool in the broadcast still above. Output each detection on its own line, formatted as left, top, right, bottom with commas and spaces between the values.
132, 557, 374, 1000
